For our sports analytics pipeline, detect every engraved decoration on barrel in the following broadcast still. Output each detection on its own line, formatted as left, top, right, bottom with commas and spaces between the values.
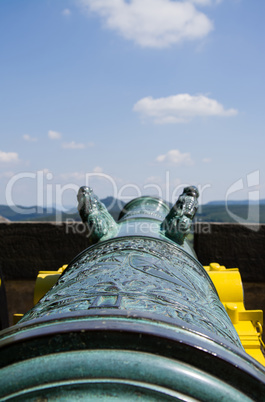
20, 236, 242, 348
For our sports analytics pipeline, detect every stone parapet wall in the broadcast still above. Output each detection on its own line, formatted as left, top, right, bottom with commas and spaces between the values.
0, 222, 264, 282
0, 222, 88, 280
0, 222, 264, 330
194, 223, 265, 282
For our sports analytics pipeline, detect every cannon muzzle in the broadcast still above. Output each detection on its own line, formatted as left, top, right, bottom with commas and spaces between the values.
0, 187, 264, 400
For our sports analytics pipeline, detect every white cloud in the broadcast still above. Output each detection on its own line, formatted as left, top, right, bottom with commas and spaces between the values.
156, 149, 193, 166
188, 0, 211, 5
60, 172, 86, 181
145, 175, 163, 184
93, 166, 103, 173
80, 0, 213, 48
48, 130, 62, 140
202, 157, 212, 163
62, 141, 86, 149
23, 134, 37, 142
38, 168, 53, 178
62, 8, 71, 16
188, 0, 222, 5
0, 171, 14, 178
133, 93, 238, 124
0, 150, 19, 163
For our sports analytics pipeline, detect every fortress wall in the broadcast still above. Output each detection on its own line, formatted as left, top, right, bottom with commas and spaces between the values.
0, 222, 264, 281
0, 222, 88, 280
0, 222, 264, 328
194, 223, 265, 282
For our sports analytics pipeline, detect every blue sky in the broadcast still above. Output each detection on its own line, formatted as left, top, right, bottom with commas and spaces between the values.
0, 0, 264, 209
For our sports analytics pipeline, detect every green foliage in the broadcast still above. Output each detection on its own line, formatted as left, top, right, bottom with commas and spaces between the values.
196, 204, 265, 223
0, 201, 265, 223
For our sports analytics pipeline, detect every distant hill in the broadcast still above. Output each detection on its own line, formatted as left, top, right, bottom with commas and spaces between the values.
0, 205, 58, 222
0, 198, 264, 223
0, 215, 10, 223
196, 203, 265, 223
206, 199, 265, 206
0, 197, 126, 222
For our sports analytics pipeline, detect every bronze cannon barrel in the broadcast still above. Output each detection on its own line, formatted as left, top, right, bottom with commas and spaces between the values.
0, 188, 265, 400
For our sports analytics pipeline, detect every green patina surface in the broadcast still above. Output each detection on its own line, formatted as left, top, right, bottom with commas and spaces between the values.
0, 188, 265, 400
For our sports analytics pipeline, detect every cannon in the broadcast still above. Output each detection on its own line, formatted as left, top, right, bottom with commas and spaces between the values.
0, 186, 265, 400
